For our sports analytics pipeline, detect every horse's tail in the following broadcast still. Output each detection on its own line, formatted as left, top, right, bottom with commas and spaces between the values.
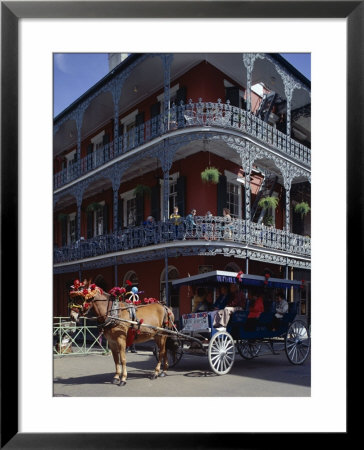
163, 305, 175, 330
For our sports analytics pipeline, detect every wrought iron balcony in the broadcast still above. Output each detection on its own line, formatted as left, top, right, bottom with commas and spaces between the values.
53, 216, 311, 264
53, 99, 311, 190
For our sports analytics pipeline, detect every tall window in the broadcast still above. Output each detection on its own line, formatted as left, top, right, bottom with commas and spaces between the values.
227, 182, 240, 218
123, 271, 138, 289
126, 197, 137, 226
160, 172, 179, 219
68, 213, 76, 243
168, 178, 178, 215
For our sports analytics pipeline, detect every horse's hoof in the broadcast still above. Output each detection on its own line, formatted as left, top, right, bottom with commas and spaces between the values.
120, 381, 126, 386
150, 374, 158, 380
112, 378, 120, 385
159, 372, 166, 378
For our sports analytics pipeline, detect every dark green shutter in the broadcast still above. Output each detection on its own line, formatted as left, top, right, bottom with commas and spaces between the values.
176, 86, 187, 105
225, 86, 240, 107
61, 216, 67, 246
217, 174, 227, 216
103, 203, 109, 234
176, 176, 186, 217
135, 112, 145, 145
87, 211, 93, 239
150, 103, 161, 137
151, 184, 160, 221
87, 143, 94, 170
176, 86, 187, 124
118, 198, 124, 230
136, 193, 144, 225
102, 133, 110, 162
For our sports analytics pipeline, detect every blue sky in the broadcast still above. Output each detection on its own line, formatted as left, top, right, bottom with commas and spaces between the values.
53, 53, 311, 118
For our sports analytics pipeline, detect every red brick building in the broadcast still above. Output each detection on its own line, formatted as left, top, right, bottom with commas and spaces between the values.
53, 53, 311, 322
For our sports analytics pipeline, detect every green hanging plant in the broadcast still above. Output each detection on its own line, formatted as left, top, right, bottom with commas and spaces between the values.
201, 166, 221, 184
295, 201, 311, 218
86, 202, 103, 213
133, 184, 151, 197
263, 215, 274, 227
57, 213, 68, 222
258, 196, 279, 211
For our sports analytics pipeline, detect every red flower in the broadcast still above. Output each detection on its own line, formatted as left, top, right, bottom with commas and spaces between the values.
82, 289, 88, 296
83, 302, 90, 309
236, 271, 244, 282
126, 280, 132, 286
74, 279, 80, 287
90, 284, 96, 290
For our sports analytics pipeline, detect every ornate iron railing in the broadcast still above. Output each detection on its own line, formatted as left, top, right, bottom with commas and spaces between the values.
53, 317, 110, 355
53, 99, 311, 189
53, 216, 311, 264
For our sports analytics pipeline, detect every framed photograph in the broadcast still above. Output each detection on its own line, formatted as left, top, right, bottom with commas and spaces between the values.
2, 1, 358, 447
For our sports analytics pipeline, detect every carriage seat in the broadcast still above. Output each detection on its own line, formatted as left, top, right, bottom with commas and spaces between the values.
230, 309, 249, 324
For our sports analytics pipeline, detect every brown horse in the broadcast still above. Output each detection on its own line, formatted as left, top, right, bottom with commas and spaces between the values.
70, 290, 175, 386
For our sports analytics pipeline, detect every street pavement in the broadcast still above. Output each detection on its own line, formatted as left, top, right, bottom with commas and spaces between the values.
53, 342, 310, 397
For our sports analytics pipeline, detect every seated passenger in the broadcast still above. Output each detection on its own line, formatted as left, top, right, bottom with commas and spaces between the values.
213, 283, 245, 331
212, 284, 230, 310
244, 294, 264, 331
271, 291, 288, 331
192, 287, 207, 312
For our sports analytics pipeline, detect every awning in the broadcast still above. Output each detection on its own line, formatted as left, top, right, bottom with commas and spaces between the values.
171, 270, 303, 290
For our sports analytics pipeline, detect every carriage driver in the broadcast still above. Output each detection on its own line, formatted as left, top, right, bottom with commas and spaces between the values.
212, 283, 245, 331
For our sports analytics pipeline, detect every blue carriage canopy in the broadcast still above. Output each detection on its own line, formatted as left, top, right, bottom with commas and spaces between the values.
171, 270, 303, 290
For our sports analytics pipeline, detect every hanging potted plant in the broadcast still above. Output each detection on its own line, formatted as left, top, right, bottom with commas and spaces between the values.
86, 202, 103, 213
57, 213, 68, 222
201, 166, 221, 184
133, 184, 151, 197
258, 196, 279, 211
258, 196, 279, 227
295, 201, 311, 219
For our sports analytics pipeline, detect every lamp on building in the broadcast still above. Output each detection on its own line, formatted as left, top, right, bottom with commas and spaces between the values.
133, 86, 138, 93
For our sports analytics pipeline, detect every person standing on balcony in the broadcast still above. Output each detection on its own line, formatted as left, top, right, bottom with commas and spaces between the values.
170, 206, 182, 239
222, 208, 232, 239
185, 208, 197, 238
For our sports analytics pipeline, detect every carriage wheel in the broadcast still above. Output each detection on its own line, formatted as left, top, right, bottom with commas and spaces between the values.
154, 340, 183, 368
285, 320, 311, 365
208, 331, 235, 375
236, 340, 261, 359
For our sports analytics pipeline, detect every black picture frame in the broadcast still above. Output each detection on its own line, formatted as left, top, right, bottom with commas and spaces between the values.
1, 1, 356, 448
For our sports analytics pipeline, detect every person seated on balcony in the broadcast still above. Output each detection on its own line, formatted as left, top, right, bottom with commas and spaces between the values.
203, 211, 215, 240
192, 287, 207, 312
271, 291, 288, 331
143, 216, 156, 244
185, 208, 197, 237
213, 283, 245, 331
222, 208, 233, 239
244, 293, 264, 332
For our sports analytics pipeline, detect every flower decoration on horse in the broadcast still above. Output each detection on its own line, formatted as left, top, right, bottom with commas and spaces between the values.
109, 280, 159, 306
69, 279, 103, 310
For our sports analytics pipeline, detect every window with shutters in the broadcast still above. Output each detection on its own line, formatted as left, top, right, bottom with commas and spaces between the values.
91, 131, 105, 167
93, 201, 105, 236
120, 189, 137, 227
65, 149, 76, 181
68, 213, 76, 244
224, 80, 246, 109
120, 110, 138, 149
225, 170, 243, 218
160, 172, 179, 218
